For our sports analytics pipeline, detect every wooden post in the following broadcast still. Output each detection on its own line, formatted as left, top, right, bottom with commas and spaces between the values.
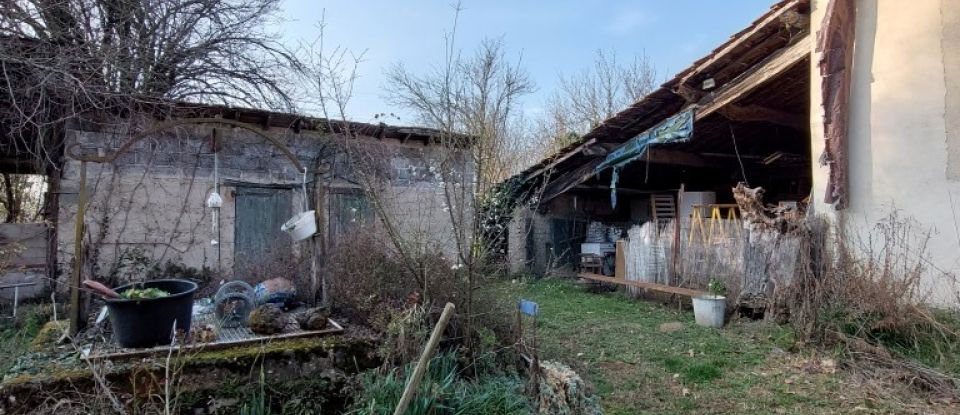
69, 161, 88, 335
614, 240, 626, 279
672, 184, 684, 286
393, 303, 455, 415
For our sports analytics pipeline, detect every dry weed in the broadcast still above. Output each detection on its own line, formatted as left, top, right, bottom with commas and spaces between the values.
781, 211, 960, 403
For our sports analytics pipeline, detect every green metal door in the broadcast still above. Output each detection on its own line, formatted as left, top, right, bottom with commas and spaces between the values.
234, 186, 292, 271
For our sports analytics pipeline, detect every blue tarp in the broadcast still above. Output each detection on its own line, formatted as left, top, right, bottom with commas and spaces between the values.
594, 109, 696, 208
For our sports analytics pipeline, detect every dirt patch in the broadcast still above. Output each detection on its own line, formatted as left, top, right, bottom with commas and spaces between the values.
659, 322, 684, 333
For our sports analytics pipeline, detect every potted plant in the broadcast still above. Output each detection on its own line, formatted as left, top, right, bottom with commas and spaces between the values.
692, 278, 727, 328
87, 279, 199, 348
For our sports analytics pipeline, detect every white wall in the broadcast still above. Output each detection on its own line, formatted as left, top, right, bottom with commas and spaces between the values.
810, 0, 960, 305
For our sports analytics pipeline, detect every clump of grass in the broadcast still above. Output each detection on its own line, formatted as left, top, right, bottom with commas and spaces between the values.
0, 303, 52, 373
683, 362, 723, 384
239, 366, 270, 415
348, 351, 529, 415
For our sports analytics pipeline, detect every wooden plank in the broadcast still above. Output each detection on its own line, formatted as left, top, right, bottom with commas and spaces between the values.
579, 273, 707, 298
614, 241, 626, 279
525, 138, 597, 181
719, 104, 806, 130
694, 34, 811, 120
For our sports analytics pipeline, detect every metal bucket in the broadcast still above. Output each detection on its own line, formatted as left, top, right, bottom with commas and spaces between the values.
281, 210, 317, 241
692, 295, 727, 328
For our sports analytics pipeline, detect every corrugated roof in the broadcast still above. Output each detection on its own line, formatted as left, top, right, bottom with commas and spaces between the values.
511, 0, 809, 185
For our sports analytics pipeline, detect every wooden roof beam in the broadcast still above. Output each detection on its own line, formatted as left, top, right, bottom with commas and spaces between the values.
523, 138, 597, 180
678, 0, 801, 86
694, 34, 811, 121
719, 104, 806, 130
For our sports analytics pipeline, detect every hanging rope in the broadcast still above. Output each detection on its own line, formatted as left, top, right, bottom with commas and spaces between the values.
730, 124, 749, 185
301, 167, 309, 212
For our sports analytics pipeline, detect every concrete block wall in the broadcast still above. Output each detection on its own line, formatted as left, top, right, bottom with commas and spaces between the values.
56, 121, 472, 288
507, 208, 555, 276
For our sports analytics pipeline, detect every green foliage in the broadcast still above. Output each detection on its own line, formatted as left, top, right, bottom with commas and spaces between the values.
348, 351, 529, 415
118, 287, 170, 300
682, 362, 723, 384
454, 376, 530, 415
707, 278, 727, 297
0, 304, 51, 372
239, 367, 270, 415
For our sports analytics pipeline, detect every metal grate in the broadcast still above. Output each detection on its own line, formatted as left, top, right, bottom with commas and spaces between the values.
86, 309, 343, 360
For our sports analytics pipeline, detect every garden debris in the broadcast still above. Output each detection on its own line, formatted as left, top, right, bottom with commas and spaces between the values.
732, 183, 804, 234
247, 304, 287, 335
536, 360, 603, 415
658, 322, 683, 333
297, 306, 330, 331
192, 324, 218, 343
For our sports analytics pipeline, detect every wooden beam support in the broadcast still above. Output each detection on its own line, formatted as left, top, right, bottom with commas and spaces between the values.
646, 148, 713, 168
524, 138, 597, 180
719, 104, 806, 130
580, 142, 620, 156
540, 148, 716, 203
673, 82, 705, 103
678, 0, 801, 86
694, 34, 811, 120
579, 273, 708, 298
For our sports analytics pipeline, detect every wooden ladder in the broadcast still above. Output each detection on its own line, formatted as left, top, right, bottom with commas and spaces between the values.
650, 194, 677, 228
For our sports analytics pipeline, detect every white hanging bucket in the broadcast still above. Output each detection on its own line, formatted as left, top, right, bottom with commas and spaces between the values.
282, 210, 317, 241
280, 168, 316, 242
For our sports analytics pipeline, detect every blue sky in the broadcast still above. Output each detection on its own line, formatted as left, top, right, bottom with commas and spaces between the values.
278, 1, 774, 124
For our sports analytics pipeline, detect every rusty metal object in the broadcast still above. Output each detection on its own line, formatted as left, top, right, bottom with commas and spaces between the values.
817, 0, 856, 209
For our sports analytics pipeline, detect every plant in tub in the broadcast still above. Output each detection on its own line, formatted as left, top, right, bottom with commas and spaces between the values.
119, 287, 170, 300
107, 279, 198, 348
708, 278, 727, 297
693, 278, 727, 328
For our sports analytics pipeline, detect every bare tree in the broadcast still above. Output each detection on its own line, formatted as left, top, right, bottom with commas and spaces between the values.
383, 28, 537, 358
0, 0, 304, 174
535, 49, 657, 154
0, 173, 44, 223
387, 37, 534, 186
308, 4, 538, 362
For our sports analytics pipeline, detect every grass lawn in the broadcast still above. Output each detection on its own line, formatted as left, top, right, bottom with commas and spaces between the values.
497, 279, 904, 415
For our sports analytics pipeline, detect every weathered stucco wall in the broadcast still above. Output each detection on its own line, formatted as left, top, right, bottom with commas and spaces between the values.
810, 0, 960, 305
56, 120, 471, 288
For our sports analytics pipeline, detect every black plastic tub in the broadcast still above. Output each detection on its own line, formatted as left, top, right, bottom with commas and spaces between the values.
106, 279, 198, 348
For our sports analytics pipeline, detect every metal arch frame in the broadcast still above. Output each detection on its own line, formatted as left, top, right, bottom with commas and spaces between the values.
66, 117, 307, 335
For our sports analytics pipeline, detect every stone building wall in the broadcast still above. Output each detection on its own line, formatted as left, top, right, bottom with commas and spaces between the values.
56, 119, 472, 287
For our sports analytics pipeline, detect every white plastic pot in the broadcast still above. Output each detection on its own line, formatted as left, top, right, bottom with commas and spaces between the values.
281, 210, 317, 241
692, 295, 726, 328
